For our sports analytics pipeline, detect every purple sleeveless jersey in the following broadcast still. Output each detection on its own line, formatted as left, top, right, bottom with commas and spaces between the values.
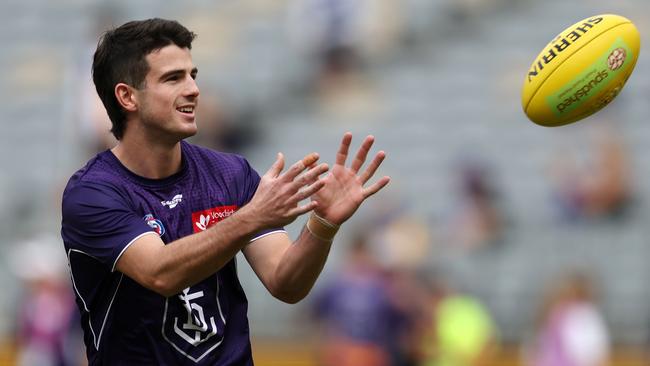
61, 141, 281, 365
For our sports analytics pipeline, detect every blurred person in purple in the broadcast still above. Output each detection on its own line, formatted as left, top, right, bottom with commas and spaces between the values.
60, 18, 390, 365
523, 271, 610, 366
10, 235, 81, 366
312, 232, 407, 366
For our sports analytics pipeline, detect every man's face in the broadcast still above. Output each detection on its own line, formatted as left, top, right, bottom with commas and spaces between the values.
136, 45, 200, 141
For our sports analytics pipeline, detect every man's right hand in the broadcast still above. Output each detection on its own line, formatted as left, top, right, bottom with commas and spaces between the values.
243, 152, 329, 229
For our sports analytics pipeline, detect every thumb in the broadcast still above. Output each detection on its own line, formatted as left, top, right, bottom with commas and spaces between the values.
266, 152, 285, 178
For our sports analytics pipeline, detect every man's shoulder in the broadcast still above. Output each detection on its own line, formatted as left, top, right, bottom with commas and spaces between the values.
63, 151, 124, 198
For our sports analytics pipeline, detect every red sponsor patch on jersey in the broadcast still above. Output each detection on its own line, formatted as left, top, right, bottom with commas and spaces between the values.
192, 205, 238, 233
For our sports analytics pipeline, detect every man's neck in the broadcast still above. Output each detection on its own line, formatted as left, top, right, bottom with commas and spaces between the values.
111, 135, 183, 179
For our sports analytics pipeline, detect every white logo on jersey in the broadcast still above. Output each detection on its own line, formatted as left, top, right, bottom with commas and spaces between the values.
162, 282, 227, 362
161, 194, 183, 209
173, 288, 218, 346
195, 214, 210, 231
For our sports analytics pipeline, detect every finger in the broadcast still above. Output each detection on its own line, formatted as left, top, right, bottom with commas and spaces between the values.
287, 200, 319, 217
350, 135, 374, 173
335, 132, 353, 166
362, 176, 391, 199
265, 152, 285, 178
306, 157, 325, 170
291, 178, 326, 203
283, 153, 319, 181
359, 151, 386, 184
302, 152, 320, 168
293, 163, 329, 190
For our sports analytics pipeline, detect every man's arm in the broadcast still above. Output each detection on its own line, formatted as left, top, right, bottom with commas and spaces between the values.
242, 229, 332, 304
116, 152, 328, 297
243, 133, 390, 303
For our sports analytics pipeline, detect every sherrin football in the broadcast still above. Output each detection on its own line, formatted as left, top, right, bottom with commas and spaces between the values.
522, 14, 640, 127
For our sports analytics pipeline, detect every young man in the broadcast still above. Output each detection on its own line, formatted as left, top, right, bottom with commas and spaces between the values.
60, 18, 389, 365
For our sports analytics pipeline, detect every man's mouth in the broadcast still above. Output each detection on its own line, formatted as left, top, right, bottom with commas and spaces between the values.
177, 105, 195, 114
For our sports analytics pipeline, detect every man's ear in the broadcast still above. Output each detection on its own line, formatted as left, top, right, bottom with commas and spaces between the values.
115, 83, 138, 112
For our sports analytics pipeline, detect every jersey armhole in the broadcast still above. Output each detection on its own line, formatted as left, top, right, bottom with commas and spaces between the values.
111, 231, 160, 272
248, 229, 286, 245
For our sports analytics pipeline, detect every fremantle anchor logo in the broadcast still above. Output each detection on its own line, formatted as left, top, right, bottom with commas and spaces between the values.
174, 288, 218, 346
162, 283, 226, 362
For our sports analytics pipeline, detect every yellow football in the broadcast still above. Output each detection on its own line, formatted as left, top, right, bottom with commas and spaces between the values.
522, 14, 640, 127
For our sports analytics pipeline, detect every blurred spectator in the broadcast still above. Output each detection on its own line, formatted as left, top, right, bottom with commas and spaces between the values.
286, 0, 402, 119
311, 232, 406, 366
8, 234, 82, 366
383, 268, 431, 366
549, 126, 632, 222
445, 158, 505, 253
188, 88, 260, 154
67, 6, 123, 155
355, 198, 434, 365
446, 0, 496, 24
311, 46, 380, 119
286, 0, 402, 65
523, 271, 610, 366
418, 277, 498, 366
375, 212, 431, 272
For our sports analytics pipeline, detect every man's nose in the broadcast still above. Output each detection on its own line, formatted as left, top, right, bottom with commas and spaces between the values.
184, 77, 200, 97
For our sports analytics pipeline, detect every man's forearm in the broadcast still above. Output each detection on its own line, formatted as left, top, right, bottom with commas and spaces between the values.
270, 218, 337, 303
152, 205, 262, 296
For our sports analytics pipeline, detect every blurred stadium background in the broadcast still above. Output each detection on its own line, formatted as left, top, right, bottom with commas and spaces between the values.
1, 0, 649, 365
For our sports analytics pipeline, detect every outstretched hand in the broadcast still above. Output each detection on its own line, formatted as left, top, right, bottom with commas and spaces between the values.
313, 132, 390, 225
247, 152, 329, 229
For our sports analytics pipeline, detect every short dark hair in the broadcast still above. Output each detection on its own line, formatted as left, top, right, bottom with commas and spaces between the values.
92, 18, 196, 140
